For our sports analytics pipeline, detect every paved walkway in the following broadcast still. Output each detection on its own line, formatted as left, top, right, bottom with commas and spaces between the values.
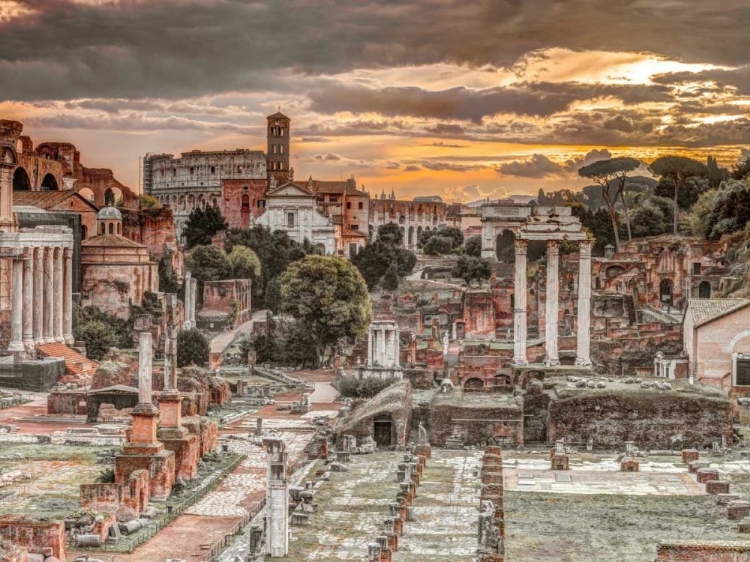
309, 381, 338, 404
210, 319, 254, 356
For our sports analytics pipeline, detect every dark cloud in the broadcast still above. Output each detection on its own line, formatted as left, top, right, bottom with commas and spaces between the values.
423, 141, 469, 148
653, 66, 750, 95
426, 124, 467, 135
404, 165, 421, 172
421, 161, 487, 172
2, 0, 748, 101
385, 161, 401, 169
497, 149, 611, 178
313, 152, 344, 161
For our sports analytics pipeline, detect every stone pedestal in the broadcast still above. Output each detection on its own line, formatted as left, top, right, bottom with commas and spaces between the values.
682, 449, 700, 464
157, 393, 200, 481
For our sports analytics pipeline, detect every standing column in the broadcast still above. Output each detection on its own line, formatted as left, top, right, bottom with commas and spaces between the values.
190, 280, 197, 326
33, 248, 43, 346
136, 320, 154, 408
512, 239, 528, 366
379, 326, 386, 366
182, 271, 192, 330
545, 240, 560, 367
368, 327, 374, 366
8, 256, 24, 353
575, 241, 592, 367
22, 249, 33, 352
63, 248, 74, 345
53, 248, 64, 343
163, 294, 179, 392
43, 247, 54, 343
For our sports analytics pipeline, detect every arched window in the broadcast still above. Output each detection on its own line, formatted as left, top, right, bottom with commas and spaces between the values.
100, 223, 105, 235
117, 223, 121, 235
699, 281, 711, 299
40, 173, 58, 191
241, 195, 250, 211
12, 168, 30, 191
108, 223, 114, 234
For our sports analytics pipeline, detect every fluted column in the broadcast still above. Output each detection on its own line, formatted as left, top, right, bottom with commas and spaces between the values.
575, 241, 593, 367
545, 240, 560, 367
33, 248, 43, 345
43, 247, 54, 343
8, 256, 24, 353
513, 239, 528, 366
63, 248, 74, 345
53, 248, 64, 343
22, 249, 34, 351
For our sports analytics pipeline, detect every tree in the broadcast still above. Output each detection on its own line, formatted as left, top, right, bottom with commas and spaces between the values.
381, 261, 400, 290
731, 156, 750, 181
707, 156, 728, 188
704, 179, 750, 240
377, 223, 404, 246
419, 226, 464, 253
158, 254, 180, 294
422, 235, 454, 255
452, 256, 492, 283
177, 329, 210, 367
578, 157, 641, 250
183, 205, 228, 249
629, 196, 668, 238
280, 256, 371, 367
227, 246, 261, 280
351, 235, 416, 290
185, 245, 232, 305
687, 189, 718, 237
75, 319, 119, 361
465, 235, 482, 257
654, 175, 709, 210
649, 156, 708, 234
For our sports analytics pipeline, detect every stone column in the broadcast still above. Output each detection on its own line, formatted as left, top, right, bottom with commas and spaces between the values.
264, 438, 289, 557
545, 240, 560, 367
53, 248, 64, 343
190, 279, 197, 326
575, 241, 592, 367
8, 256, 24, 353
135, 316, 155, 409
22, 249, 34, 352
43, 247, 54, 343
182, 271, 192, 330
33, 247, 43, 345
512, 239, 528, 366
63, 248, 74, 345
163, 294, 179, 393
368, 326, 374, 366
379, 326, 386, 367
395, 328, 400, 367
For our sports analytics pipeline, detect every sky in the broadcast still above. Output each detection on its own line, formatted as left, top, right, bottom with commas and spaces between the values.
1, 0, 749, 202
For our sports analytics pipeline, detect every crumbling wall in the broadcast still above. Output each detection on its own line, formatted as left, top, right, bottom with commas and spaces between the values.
0, 517, 65, 561
80, 468, 150, 518
548, 389, 732, 449
183, 416, 219, 456
657, 541, 750, 561
429, 392, 523, 446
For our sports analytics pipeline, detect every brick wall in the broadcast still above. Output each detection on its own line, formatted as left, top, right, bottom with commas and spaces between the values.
0, 517, 66, 560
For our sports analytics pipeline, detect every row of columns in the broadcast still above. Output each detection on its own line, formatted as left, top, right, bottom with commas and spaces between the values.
512, 239, 591, 368
9, 246, 73, 354
367, 323, 400, 368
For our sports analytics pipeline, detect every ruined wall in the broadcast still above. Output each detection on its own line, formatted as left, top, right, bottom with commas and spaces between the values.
80, 468, 149, 518
429, 393, 523, 446
183, 416, 219, 456
547, 390, 732, 449
121, 206, 179, 265
657, 541, 750, 561
0, 517, 66, 561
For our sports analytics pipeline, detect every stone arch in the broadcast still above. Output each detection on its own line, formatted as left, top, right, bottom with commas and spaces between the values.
40, 173, 58, 191
408, 225, 414, 246
464, 377, 484, 391
179, 195, 186, 210
188, 194, 195, 209
241, 194, 250, 211
104, 186, 122, 206
12, 167, 30, 191
78, 187, 94, 202
698, 280, 711, 299
606, 265, 625, 278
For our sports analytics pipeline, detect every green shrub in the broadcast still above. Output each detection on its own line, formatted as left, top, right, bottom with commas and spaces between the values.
177, 329, 210, 368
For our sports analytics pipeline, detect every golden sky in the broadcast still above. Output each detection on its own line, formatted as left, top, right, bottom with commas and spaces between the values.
1, 0, 748, 202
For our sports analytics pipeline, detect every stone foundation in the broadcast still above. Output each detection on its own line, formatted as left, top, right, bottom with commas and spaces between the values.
80, 469, 150, 516
0, 517, 65, 561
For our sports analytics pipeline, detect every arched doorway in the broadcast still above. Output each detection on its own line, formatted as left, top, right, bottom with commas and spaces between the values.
660, 279, 674, 307
496, 229, 516, 262
373, 414, 393, 447
12, 167, 30, 191
40, 173, 58, 191
464, 378, 484, 392
698, 281, 711, 299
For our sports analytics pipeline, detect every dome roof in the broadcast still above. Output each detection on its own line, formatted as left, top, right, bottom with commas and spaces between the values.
97, 205, 122, 221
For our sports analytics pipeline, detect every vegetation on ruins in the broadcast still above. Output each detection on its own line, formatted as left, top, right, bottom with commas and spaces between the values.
240, 313, 318, 368
185, 244, 232, 304
280, 255, 372, 367
224, 225, 309, 311
380, 261, 400, 291
452, 255, 492, 283
419, 226, 464, 255
335, 375, 396, 398
158, 254, 180, 294
578, 157, 641, 250
465, 234, 482, 257
698, 179, 750, 240
351, 223, 416, 290
177, 328, 210, 367
649, 156, 708, 235
183, 205, 229, 249
73, 305, 132, 361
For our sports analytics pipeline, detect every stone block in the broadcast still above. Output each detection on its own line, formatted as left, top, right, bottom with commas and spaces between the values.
706, 480, 730, 495
696, 468, 720, 484
681, 449, 700, 464
738, 518, 750, 533
727, 501, 750, 521
717, 493, 740, 505
688, 460, 710, 474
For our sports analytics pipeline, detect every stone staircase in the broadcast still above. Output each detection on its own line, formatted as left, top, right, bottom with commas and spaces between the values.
36, 342, 98, 385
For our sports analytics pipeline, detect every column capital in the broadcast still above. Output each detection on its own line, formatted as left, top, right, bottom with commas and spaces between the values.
579, 240, 592, 257
514, 239, 528, 254
547, 239, 560, 254
21, 248, 32, 260
63, 247, 73, 259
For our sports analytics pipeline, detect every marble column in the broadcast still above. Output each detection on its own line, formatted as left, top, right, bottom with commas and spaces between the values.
53, 248, 64, 343
182, 271, 192, 330
163, 293, 179, 393
63, 248, 74, 345
43, 247, 54, 343
22, 250, 33, 351
512, 239, 528, 366
368, 327, 374, 366
545, 240, 560, 367
575, 241, 593, 367
8, 256, 24, 353
137, 330, 153, 406
33, 248, 43, 345
378, 327, 386, 366
190, 280, 197, 326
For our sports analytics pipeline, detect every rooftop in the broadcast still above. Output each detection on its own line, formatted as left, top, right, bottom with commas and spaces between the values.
686, 298, 750, 327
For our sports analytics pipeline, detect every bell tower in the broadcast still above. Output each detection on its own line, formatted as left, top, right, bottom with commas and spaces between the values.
267, 111, 291, 186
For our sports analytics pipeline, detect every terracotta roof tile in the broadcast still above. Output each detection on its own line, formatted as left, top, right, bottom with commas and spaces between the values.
13, 190, 98, 211
81, 234, 146, 248
687, 298, 750, 327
